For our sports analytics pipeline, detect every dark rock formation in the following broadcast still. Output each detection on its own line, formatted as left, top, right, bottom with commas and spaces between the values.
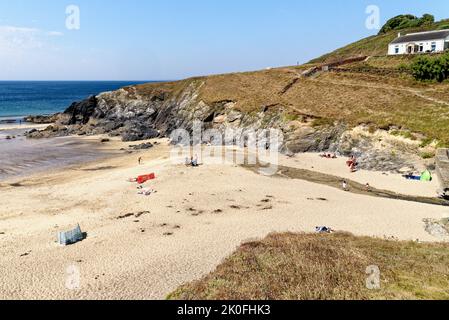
25, 114, 60, 124
64, 95, 98, 125
130, 142, 154, 150
23, 82, 423, 172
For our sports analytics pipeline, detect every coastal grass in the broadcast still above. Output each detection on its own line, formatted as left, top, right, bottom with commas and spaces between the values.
310, 19, 449, 63
168, 232, 449, 300
132, 43, 449, 146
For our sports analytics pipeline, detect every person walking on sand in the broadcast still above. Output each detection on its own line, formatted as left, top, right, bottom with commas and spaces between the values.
138, 157, 142, 165
342, 180, 349, 191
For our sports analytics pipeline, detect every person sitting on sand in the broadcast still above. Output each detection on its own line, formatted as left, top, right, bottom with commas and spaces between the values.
365, 183, 372, 192
191, 155, 199, 167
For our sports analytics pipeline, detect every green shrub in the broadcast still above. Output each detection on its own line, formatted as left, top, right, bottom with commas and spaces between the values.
419, 137, 434, 148
311, 118, 334, 127
410, 53, 449, 82
420, 151, 435, 159
379, 14, 435, 34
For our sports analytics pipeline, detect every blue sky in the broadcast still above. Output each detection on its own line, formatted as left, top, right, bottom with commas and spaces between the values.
0, 0, 447, 80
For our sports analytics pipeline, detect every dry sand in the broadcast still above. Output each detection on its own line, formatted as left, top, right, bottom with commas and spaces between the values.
1, 138, 448, 300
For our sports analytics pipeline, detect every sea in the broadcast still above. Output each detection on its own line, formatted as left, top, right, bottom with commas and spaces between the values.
0, 81, 149, 122
0, 81, 152, 181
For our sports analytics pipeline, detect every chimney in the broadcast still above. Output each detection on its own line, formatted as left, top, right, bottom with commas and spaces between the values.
398, 32, 401, 38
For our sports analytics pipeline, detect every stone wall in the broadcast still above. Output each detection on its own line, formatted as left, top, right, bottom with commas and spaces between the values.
436, 148, 449, 191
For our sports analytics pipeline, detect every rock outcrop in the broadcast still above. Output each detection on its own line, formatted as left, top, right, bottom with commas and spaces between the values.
25, 80, 430, 172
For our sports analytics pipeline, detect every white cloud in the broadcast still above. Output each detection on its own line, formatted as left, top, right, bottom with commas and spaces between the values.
0, 25, 65, 79
0, 25, 42, 49
0, 25, 63, 50
47, 31, 64, 37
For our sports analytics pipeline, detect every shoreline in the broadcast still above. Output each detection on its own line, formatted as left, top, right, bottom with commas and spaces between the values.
0, 132, 122, 182
0, 123, 49, 132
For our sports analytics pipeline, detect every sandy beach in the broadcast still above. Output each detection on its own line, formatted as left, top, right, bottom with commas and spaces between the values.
0, 137, 448, 300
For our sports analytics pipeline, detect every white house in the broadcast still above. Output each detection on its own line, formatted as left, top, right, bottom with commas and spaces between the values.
388, 30, 449, 55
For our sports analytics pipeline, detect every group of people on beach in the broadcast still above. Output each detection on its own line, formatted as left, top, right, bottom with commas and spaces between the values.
320, 152, 337, 159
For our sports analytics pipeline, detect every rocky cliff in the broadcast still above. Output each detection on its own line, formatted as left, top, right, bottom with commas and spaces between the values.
27, 78, 354, 151
26, 55, 445, 172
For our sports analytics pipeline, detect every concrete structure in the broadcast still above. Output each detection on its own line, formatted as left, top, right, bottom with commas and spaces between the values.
436, 149, 449, 195
388, 30, 449, 55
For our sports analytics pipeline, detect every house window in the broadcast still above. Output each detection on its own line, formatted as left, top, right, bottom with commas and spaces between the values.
431, 42, 437, 52
419, 44, 424, 52
395, 46, 399, 54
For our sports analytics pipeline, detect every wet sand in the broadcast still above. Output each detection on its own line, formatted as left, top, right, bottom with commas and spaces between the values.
0, 130, 118, 180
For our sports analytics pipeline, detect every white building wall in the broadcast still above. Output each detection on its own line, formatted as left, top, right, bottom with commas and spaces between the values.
388, 39, 446, 55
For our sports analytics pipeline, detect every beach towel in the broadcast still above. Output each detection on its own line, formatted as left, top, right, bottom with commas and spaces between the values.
138, 188, 154, 196
137, 173, 156, 184
405, 175, 421, 181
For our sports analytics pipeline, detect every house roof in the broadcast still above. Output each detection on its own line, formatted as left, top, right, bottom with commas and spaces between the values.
390, 30, 449, 44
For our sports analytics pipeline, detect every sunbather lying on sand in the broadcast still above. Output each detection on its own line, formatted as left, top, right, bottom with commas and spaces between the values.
138, 188, 155, 196
320, 153, 337, 159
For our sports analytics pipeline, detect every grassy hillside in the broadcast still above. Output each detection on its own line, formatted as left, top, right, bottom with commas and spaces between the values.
134, 55, 449, 146
168, 232, 449, 300
311, 19, 449, 63
129, 16, 449, 147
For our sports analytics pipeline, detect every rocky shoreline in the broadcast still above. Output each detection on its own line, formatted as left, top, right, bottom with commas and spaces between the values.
24, 82, 435, 173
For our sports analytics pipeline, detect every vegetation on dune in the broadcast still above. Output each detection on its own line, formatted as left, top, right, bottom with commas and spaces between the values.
168, 232, 449, 300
